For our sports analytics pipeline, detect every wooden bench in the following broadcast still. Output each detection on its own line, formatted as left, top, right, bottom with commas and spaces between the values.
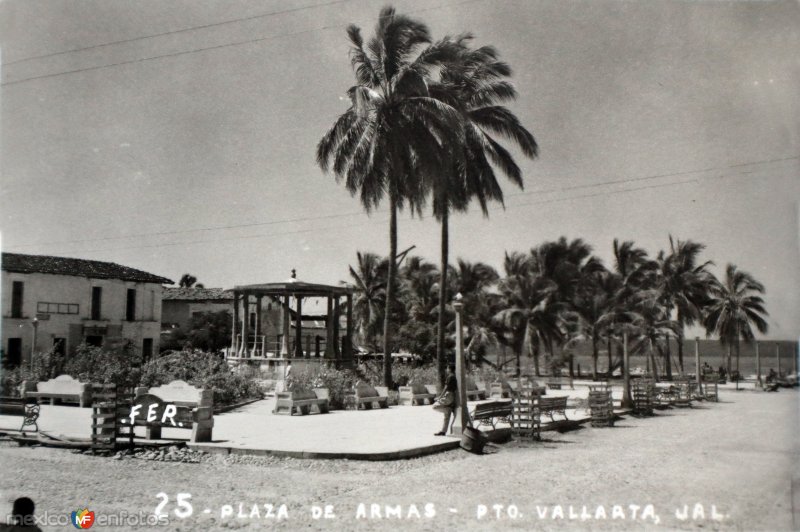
24, 375, 91, 407
538, 396, 569, 422
470, 400, 512, 429
0, 397, 39, 432
489, 381, 512, 398
273, 388, 330, 415
546, 378, 562, 390
352, 383, 389, 409
466, 379, 487, 400
129, 380, 214, 443
398, 383, 437, 406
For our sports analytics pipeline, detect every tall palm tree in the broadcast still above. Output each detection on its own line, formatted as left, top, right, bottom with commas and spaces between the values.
495, 254, 560, 377
704, 264, 769, 375
527, 238, 602, 375
657, 236, 714, 374
347, 252, 387, 351
427, 40, 538, 386
317, 7, 463, 386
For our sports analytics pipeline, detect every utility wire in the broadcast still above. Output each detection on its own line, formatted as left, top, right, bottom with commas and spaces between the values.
11, 155, 796, 249
3, 0, 356, 66
16, 163, 788, 256
1, 0, 487, 87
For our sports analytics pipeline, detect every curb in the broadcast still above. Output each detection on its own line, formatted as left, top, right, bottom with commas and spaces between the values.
187, 439, 461, 461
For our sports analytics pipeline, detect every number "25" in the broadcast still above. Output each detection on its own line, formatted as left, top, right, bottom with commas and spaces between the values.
155, 492, 193, 519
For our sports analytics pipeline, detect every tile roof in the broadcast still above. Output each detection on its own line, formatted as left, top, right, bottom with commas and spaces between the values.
162, 287, 233, 301
1, 252, 173, 284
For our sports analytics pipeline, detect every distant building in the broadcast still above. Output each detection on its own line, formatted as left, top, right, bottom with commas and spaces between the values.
161, 287, 234, 332
1, 252, 172, 367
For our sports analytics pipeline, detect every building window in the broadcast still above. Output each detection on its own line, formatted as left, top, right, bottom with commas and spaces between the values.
91, 287, 102, 320
85, 335, 103, 348
126, 289, 136, 321
5, 338, 22, 368
249, 312, 256, 329
142, 338, 154, 361
11, 281, 24, 318
37, 302, 79, 315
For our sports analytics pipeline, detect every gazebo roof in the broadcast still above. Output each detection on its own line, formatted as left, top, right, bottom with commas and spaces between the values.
233, 271, 352, 297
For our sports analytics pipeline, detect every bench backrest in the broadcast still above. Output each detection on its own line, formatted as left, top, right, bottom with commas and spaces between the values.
425, 384, 439, 395
356, 383, 379, 398
410, 383, 428, 395
145, 380, 212, 407
473, 400, 512, 418
289, 389, 319, 401
37, 375, 87, 394
539, 396, 567, 408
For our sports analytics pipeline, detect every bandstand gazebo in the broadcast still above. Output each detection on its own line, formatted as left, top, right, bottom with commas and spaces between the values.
227, 271, 354, 372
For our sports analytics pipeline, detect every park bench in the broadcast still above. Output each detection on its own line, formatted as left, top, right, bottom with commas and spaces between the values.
489, 381, 510, 399
398, 383, 437, 406
470, 400, 512, 429
351, 383, 389, 409
129, 380, 214, 443
24, 375, 91, 407
538, 396, 569, 422
546, 378, 562, 390
0, 397, 39, 432
466, 379, 487, 400
273, 388, 330, 415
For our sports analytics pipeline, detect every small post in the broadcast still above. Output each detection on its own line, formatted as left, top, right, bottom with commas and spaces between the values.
756, 341, 761, 386
622, 331, 632, 409
453, 294, 468, 434
776, 343, 781, 376
695, 337, 702, 397
280, 296, 290, 356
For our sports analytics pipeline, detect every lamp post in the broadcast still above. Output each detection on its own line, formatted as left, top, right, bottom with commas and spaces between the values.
453, 293, 468, 434
30, 316, 39, 367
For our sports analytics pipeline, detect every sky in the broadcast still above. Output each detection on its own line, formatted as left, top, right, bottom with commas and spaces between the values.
1, 0, 798, 339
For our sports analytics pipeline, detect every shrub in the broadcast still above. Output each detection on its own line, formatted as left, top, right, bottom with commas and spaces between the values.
0, 346, 67, 396
64, 343, 142, 389
392, 363, 439, 387
285, 366, 358, 410
140, 350, 262, 406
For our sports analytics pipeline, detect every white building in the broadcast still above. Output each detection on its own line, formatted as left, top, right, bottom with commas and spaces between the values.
1, 252, 172, 367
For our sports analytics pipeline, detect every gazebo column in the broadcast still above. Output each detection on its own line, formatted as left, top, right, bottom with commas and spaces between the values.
255, 295, 262, 357
333, 297, 341, 358
280, 296, 290, 356
345, 293, 353, 360
231, 291, 239, 357
293, 296, 304, 358
325, 296, 335, 359
241, 294, 250, 358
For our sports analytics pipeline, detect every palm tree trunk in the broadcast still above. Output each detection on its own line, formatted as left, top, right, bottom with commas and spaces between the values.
591, 334, 598, 380
735, 323, 741, 377
436, 208, 449, 388
382, 194, 398, 388
726, 343, 732, 376
677, 313, 685, 373
665, 333, 673, 380
607, 336, 613, 378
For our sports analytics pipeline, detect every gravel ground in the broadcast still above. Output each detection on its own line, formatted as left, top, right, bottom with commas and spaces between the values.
1, 389, 797, 531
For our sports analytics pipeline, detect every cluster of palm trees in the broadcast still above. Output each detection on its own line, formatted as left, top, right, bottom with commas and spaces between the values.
347, 236, 769, 387
317, 7, 536, 386
317, 7, 768, 387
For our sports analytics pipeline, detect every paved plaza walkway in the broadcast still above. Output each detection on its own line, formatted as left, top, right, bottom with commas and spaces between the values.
0, 384, 620, 459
